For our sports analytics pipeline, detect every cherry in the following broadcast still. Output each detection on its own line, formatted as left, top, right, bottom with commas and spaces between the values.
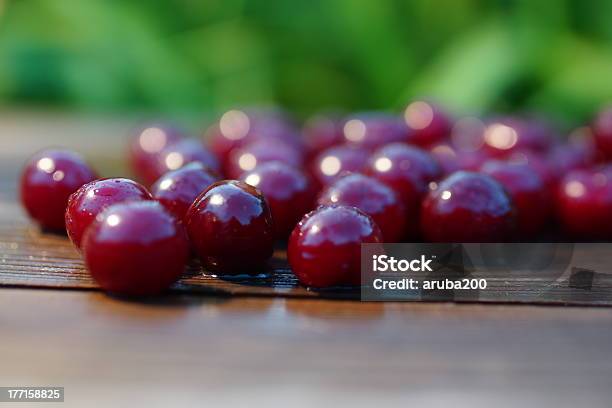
82, 201, 189, 296
403, 101, 452, 147
65, 178, 153, 249
206, 108, 301, 169
302, 114, 345, 159
288, 205, 383, 288
592, 107, 612, 160
153, 139, 219, 182
480, 160, 550, 237
482, 117, 555, 157
420, 171, 516, 242
128, 124, 184, 185
186, 180, 274, 274
317, 173, 406, 242
429, 143, 492, 175
20, 149, 97, 231
341, 112, 406, 150
151, 162, 220, 222
557, 166, 612, 239
225, 139, 303, 179
429, 143, 461, 175
549, 127, 599, 178
365, 143, 442, 224
454, 150, 492, 172
503, 150, 557, 188
430, 117, 489, 173
310, 144, 369, 187
241, 162, 315, 239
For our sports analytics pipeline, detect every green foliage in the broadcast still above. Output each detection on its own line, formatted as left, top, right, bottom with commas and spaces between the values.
0, 0, 610, 122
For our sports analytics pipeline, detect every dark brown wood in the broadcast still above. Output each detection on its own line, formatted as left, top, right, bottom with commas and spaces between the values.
2, 288, 612, 406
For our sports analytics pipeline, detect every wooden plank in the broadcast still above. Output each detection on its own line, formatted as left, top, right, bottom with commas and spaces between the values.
1, 288, 612, 406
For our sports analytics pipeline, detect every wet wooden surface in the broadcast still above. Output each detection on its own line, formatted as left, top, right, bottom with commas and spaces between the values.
1, 112, 612, 407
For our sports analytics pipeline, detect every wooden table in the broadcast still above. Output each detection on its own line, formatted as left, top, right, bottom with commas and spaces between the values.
1, 112, 612, 407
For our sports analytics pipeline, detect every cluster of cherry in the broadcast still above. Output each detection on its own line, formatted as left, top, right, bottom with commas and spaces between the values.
19, 102, 612, 292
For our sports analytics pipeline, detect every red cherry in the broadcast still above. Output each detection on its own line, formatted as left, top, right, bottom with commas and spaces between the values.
288, 205, 383, 288
420, 171, 516, 242
366, 143, 442, 223
557, 166, 612, 239
403, 101, 452, 147
482, 117, 555, 157
431, 117, 490, 173
429, 143, 492, 175
429, 143, 461, 175
151, 162, 220, 222
548, 129, 597, 177
480, 160, 550, 237
341, 112, 406, 150
454, 150, 492, 172
83, 201, 189, 296
206, 109, 301, 170
302, 114, 345, 159
186, 180, 274, 274
225, 139, 303, 179
241, 162, 315, 239
20, 149, 97, 231
502, 150, 557, 187
65, 178, 152, 248
128, 124, 184, 185
153, 139, 219, 183
310, 144, 369, 187
317, 173, 406, 242
592, 107, 612, 160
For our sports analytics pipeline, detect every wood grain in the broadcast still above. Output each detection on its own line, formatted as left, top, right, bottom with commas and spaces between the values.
2, 288, 612, 407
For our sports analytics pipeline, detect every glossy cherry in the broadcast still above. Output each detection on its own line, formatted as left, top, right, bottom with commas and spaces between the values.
592, 107, 612, 160
502, 150, 557, 188
206, 108, 301, 169
225, 139, 303, 179
302, 114, 345, 159
151, 162, 220, 222
310, 144, 369, 187
288, 205, 383, 288
366, 143, 442, 223
20, 149, 97, 231
403, 101, 452, 147
420, 171, 516, 242
128, 124, 184, 185
82, 201, 189, 296
429, 143, 491, 175
153, 139, 219, 183
186, 180, 274, 274
480, 160, 550, 237
548, 134, 596, 179
241, 162, 315, 239
65, 178, 153, 248
317, 173, 406, 242
557, 166, 612, 239
341, 112, 406, 150
482, 117, 555, 157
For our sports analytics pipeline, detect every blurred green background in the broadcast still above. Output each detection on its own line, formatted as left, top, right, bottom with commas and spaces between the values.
0, 0, 611, 125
